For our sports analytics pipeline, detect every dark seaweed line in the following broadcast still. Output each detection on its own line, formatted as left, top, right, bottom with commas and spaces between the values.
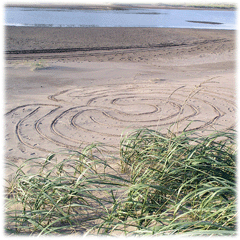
5, 38, 229, 55
5, 43, 188, 55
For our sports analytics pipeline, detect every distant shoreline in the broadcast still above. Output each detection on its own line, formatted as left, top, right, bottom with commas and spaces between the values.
5, 3, 236, 11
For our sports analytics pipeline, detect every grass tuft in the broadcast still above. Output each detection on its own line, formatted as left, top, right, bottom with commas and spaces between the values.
5, 128, 236, 236
30, 60, 49, 71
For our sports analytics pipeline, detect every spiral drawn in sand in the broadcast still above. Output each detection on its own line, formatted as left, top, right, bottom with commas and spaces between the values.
5, 81, 235, 158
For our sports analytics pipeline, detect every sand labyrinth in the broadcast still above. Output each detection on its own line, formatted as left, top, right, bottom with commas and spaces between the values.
5, 81, 236, 159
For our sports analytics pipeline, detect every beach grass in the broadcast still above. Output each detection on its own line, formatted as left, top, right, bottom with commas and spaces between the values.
30, 59, 49, 71
5, 128, 236, 236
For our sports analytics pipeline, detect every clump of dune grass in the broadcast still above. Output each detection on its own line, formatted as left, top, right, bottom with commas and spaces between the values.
97, 128, 236, 236
5, 145, 128, 235
30, 59, 49, 71
5, 129, 236, 236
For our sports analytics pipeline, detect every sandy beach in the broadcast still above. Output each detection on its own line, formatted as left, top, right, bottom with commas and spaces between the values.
5, 26, 236, 176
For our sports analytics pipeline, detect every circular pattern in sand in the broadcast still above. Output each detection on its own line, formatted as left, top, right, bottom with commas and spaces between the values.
5, 81, 235, 157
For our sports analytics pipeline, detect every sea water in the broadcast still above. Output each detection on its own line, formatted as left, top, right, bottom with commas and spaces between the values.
5, 7, 236, 30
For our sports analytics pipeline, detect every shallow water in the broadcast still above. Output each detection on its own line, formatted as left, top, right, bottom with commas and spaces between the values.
5, 7, 236, 30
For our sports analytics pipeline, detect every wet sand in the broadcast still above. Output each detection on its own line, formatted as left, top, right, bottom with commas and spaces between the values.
6, 27, 235, 57
4, 26, 236, 176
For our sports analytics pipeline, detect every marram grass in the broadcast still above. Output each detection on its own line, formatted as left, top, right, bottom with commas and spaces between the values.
5, 129, 236, 236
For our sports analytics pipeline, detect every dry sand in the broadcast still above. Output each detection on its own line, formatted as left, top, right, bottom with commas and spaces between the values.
4, 27, 236, 176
